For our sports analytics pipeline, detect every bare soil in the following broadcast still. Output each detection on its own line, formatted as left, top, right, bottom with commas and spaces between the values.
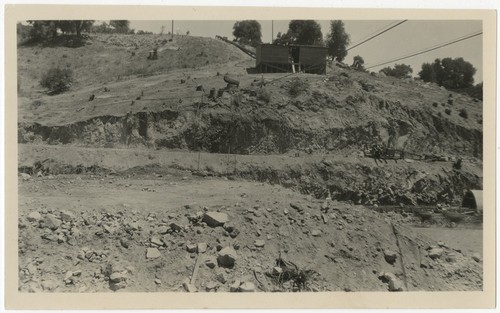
18, 170, 482, 293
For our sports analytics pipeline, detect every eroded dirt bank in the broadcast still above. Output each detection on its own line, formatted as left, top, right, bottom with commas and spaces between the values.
19, 144, 482, 206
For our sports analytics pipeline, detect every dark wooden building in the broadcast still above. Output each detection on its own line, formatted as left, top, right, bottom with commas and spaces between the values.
256, 44, 327, 74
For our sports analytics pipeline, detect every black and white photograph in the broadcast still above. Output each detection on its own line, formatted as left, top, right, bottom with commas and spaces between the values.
3, 3, 497, 310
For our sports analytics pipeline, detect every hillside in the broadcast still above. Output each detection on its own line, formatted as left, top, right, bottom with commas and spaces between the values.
17, 33, 250, 99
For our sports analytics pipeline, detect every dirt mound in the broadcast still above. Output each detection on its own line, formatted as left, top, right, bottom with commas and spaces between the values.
18, 174, 482, 292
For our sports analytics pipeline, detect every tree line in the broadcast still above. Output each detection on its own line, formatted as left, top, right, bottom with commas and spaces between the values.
18, 20, 158, 43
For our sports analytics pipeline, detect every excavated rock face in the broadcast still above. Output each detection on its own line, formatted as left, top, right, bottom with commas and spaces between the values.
17, 70, 482, 160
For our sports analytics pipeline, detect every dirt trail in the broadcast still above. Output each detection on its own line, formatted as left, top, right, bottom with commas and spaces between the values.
19, 144, 482, 206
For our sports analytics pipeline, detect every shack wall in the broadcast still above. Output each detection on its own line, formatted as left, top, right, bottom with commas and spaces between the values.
299, 46, 327, 66
256, 45, 289, 65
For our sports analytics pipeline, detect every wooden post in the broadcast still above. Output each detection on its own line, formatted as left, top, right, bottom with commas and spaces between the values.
271, 20, 274, 43
197, 151, 201, 171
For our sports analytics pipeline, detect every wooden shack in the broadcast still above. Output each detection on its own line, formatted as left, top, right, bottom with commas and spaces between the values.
462, 190, 483, 213
256, 44, 327, 74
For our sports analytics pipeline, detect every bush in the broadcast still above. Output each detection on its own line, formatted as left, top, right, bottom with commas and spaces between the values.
40, 67, 73, 94
453, 158, 462, 170
288, 78, 309, 98
432, 102, 438, 107
459, 108, 468, 119
256, 88, 271, 104
445, 108, 451, 115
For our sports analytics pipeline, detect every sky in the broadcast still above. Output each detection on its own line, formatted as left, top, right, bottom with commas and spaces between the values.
129, 20, 482, 82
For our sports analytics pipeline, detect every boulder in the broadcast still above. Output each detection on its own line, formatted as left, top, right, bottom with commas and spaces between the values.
239, 282, 256, 292
169, 222, 183, 232
205, 256, 217, 269
146, 248, 161, 259
183, 278, 198, 292
384, 249, 398, 264
203, 212, 229, 227
254, 240, 266, 248
311, 229, 321, 237
379, 272, 403, 292
217, 247, 237, 268
428, 248, 444, 260
43, 214, 62, 230
229, 280, 241, 292
157, 226, 169, 234
60, 210, 76, 222
150, 237, 164, 247
197, 242, 208, 253
472, 253, 481, 262
186, 243, 197, 253
109, 272, 128, 283
205, 281, 218, 291
215, 271, 227, 283
27, 211, 42, 222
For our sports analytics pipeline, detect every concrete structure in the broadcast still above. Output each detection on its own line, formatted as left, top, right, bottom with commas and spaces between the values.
256, 44, 327, 74
462, 190, 483, 213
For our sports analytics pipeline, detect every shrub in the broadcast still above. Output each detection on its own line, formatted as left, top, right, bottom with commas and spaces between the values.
458, 108, 468, 119
40, 67, 73, 94
445, 108, 451, 115
432, 102, 438, 107
453, 158, 462, 170
256, 88, 271, 104
288, 78, 309, 98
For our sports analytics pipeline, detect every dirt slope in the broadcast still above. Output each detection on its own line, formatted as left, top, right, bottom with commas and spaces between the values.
18, 172, 482, 293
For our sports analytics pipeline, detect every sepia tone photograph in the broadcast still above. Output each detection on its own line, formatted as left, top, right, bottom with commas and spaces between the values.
4, 3, 497, 310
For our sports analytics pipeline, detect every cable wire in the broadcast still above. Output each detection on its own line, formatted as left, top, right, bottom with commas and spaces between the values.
347, 20, 402, 49
365, 31, 483, 70
345, 20, 408, 53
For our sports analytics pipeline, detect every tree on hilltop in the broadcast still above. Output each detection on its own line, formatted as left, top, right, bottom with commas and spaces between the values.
27, 20, 94, 40
232, 20, 262, 47
419, 57, 476, 89
325, 20, 350, 62
110, 20, 130, 34
380, 64, 413, 78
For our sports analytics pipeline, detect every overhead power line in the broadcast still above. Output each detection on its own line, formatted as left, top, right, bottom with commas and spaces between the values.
348, 20, 402, 49
345, 20, 408, 53
365, 31, 483, 70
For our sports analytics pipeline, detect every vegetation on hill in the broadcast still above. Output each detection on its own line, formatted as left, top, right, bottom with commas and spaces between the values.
17, 33, 249, 97
380, 64, 413, 79
274, 20, 323, 46
232, 20, 262, 47
325, 20, 350, 62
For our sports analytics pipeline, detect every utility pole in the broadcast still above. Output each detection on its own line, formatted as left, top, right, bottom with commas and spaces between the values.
271, 20, 274, 43
171, 20, 174, 40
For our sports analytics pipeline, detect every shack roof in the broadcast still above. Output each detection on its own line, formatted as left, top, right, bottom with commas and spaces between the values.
259, 43, 327, 49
